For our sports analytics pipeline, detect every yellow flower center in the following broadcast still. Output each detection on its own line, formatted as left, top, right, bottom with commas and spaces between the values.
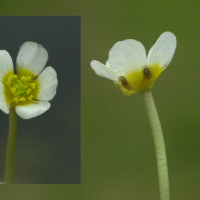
6, 75, 35, 103
115, 64, 163, 95
3, 69, 39, 108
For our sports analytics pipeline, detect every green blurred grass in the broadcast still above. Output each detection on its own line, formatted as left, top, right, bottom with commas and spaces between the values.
1, 1, 200, 199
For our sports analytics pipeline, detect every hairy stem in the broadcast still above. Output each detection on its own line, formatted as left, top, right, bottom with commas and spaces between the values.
141, 89, 170, 200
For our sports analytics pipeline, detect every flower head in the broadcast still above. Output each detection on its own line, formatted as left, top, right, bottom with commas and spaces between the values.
0, 42, 58, 119
91, 32, 177, 95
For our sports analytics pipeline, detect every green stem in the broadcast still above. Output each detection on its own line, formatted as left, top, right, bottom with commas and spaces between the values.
141, 89, 170, 200
5, 108, 17, 184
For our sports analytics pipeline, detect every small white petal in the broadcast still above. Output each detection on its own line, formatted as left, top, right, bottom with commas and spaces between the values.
16, 42, 48, 76
0, 51, 13, 114
0, 82, 9, 114
91, 60, 116, 81
0, 50, 14, 80
36, 67, 58, 101
15, 101, 51, 119
147, 32, 177, 69
105, 60, 111, 68
108, 39, 147, 75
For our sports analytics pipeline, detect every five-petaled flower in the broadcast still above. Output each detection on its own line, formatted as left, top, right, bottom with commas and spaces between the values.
91, 32, 177, 95
0, 42, 58, 119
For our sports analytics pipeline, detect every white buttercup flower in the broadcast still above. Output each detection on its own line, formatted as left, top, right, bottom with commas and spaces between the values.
91, 32, 176, 95
0, 42, 58, 119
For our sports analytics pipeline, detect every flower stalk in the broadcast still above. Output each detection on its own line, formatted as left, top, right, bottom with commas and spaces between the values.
141, 88, 170, 200
5, 108, 18, 184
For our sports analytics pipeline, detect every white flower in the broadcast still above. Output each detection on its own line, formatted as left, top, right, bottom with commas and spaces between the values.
0, 42, 58, 119
91, 32, 177, 95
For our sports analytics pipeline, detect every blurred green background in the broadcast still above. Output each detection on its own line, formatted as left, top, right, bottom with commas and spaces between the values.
1, 0, 200, 200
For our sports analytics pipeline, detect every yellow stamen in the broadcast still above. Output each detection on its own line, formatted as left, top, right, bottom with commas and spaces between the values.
19, 98, 26, 102
3, 71, 39, 107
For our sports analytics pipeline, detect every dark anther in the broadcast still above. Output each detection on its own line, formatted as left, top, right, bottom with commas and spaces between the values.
119, 76, 131, 89
143, 67, 153, 80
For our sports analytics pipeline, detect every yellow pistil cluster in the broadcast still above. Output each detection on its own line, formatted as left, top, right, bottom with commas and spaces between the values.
6, 75, 35, 104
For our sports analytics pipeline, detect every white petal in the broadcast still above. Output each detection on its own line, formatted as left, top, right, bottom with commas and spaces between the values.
0, 50, 14, 80
108, 39, 147, 75
0, 82, 9, 114
0, 50, 13, 114
105, 60, 111, 68
147, 32, 177, 69
16, 42, 48, 76
36, 67, 58, 101
15, 101, 51, 119
91, 60, 117, 81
